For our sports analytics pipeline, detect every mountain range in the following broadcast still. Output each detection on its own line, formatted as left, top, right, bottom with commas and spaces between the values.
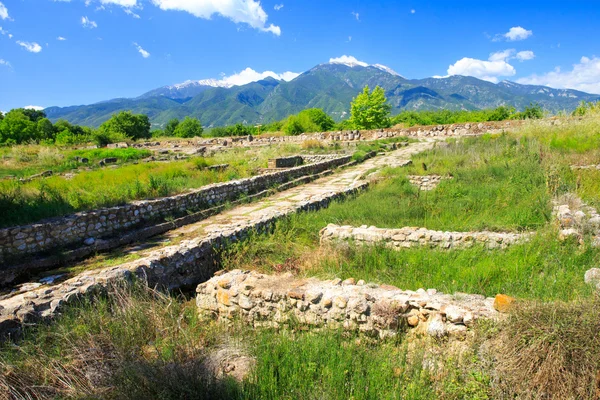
44, 61, 600, 128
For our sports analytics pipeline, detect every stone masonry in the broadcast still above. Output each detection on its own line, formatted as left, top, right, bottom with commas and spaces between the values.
0, 155, 351, 265
320, 224, 529, 250
0, 141, 434, 336
554, 195, 600, 246
196, 270, 499, 339
407, 175, 452, 191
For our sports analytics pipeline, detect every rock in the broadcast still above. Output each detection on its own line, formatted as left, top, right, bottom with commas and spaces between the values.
407, 315, 420, 326
584, 268, 600, 285
493, 294, 515, 313
442, 305, 464, 323
559, 228, 581, 242
426, 313, 446, 338
83, 237, 95, 246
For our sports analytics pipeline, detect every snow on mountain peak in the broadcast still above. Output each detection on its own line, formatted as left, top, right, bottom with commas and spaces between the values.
329, 56, 402, 77
372, 63, 402, 77
329, 55, 369, 68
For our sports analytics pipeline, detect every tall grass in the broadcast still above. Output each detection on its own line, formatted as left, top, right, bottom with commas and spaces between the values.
0, 144, 308, 227
0, 146, 152, 178
0, 284, 490, 399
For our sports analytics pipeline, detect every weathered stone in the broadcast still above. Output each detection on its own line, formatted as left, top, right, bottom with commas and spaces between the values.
196, 270, 497, 339
584, 268, 600, 286
493, 294, 515, 313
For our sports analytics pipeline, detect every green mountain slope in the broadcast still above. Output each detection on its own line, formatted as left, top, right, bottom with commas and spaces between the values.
44, 63, 600, 128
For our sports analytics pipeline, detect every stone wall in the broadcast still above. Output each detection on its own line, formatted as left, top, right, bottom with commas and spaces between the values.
0, 155, 352, 266
133, 120, 524, 157
268, 156, 303, 169
196, 270, 498, 339
320, 224, 529, 250
554, 196, 600, 246
407, 175, 452, 191
0, 181, 368, 335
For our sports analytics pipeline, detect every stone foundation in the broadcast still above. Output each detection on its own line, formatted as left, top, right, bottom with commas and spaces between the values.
0, 155, 351, 266
0, 182, 368, 336
554, 195, 600, 246
319, 224, 529, 250
407, 175, 452, 191
196, 270, 498, 339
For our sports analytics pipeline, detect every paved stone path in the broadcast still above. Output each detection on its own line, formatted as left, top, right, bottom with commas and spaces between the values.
0, 140, 436, 334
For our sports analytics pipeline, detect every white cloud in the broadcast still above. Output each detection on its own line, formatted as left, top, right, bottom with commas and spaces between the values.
133, 42, 150, 58
220, 67, 298, 86
495, 26, 532, 42
24, 105, 45, 110
517, 56, 600, 94
489, 49, 535, 62
351, 11, 360, 21
150, 0, 281, 35
124, 8, 141, 18
0, 2, 9, 20
274, 4, 283, 11
516, 50, 535, 61
0, 58, 10, 68
329, 55, 368, 67
0, 25, 10, 37
410, 9, 415, 14
447, 58, 515, 83
489, 49, 515, 62
100, 0, 137, 6
81, 16, 98, 28
57, 36, 67, 41
16, 41, 42, 53
447, 47, 535, 83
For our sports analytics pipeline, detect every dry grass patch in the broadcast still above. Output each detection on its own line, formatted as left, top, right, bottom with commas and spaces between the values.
491, 296, 600, 399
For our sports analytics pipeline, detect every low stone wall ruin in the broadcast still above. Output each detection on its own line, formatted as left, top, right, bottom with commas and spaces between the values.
0, 155, 352, 266
407, 175, 452, 191
0, 181, 368, 336
196, 270, 498, 339
319, 224, 529, 250
554, 196, 600, 246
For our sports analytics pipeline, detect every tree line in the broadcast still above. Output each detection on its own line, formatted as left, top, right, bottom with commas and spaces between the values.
1, 85, 548, 146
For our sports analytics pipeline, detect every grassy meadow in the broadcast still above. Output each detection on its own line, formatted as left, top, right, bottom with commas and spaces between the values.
1, 116, 600, 398
0, 143, 320, 228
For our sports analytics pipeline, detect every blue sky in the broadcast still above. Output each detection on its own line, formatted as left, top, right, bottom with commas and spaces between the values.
1, 0, 599, 111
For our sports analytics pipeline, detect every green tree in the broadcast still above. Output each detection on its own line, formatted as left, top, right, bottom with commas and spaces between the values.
21, 108, 47, 123
99, 111, 151, 141
0, 109, 38, 144
164, 118, 180, 136
173, 117, 203, 138
297, 108, 335, 132
349, 85, 392, 130
36, 118, 55, 140
283, 115, 304, 135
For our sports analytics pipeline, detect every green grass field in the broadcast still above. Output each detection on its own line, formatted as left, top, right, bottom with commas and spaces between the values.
1, 117, 600, 398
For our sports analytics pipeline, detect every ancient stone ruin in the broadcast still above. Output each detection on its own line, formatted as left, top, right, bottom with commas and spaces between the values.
407, 175, 452, 191
320, 224, 529, 250
196, 269, 499, 339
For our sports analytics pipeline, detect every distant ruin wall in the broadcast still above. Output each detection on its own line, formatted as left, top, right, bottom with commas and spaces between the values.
320, 224, 530, 250
0, 155, 351, 266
